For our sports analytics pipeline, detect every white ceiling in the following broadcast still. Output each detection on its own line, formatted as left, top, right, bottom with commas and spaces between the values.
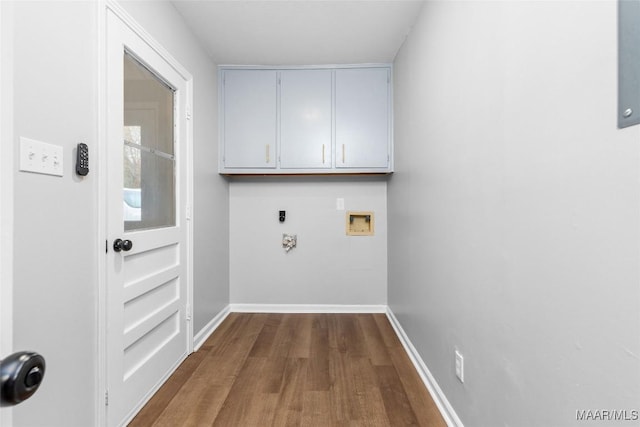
171, 0, 424, 65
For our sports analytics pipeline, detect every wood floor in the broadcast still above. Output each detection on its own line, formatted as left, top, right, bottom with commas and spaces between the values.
130, 313, 446, 426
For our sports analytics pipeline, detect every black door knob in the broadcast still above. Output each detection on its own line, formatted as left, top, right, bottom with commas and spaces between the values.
24, 366, 43, 388
0, 351, 46, 406
122, 239, 133, 251
113, 239, 133, 252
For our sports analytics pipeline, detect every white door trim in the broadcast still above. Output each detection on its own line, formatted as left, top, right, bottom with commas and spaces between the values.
0, 1, 14, 424
96, 2, 107, 425
97, 2, 194, 425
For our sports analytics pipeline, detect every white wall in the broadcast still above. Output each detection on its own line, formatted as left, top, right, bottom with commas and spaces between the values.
119, 0, 229, 335
0, 0, 15, 391
230, 178, 387, 306
390, 1, 640, 426
11, 2, 97, 425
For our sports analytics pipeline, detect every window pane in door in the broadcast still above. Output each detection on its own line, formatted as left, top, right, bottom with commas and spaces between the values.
123, 52, 176, 231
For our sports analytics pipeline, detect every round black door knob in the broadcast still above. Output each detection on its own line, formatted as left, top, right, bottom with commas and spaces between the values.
122, 239, 133, 251
0, 351, 46, 406
113, 239, 133, 252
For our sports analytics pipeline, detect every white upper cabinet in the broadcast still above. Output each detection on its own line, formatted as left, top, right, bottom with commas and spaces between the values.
222, 69, 277, 169
219, 66, 392, 174
335, 68, 390, 169
280, 70, 332, 169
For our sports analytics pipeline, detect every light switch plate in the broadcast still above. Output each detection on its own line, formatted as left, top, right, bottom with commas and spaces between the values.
20, 137, 64, 177
455, 350, 464, 383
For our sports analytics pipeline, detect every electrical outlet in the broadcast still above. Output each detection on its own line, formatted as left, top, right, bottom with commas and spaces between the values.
455, 350, 464, 383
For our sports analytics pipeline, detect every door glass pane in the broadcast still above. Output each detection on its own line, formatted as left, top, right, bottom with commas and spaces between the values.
123, 52, 176, 231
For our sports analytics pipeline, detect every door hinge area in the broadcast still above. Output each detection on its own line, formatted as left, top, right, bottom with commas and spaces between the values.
105, 239, 108, 253
105, 390, 109, 406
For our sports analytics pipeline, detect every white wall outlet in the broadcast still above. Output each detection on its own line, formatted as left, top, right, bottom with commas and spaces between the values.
455, 350, 464, 383
19, 137, 64, 177
336, 198, 345, 210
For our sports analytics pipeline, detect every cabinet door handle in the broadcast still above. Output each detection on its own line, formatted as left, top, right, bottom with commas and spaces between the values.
322, 144, 325, 164
342, 144, 345, 164
266, 144, 270, 163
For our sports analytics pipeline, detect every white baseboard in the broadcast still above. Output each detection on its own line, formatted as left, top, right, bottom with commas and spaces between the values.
193, 305, 231, 351
385, 308, 463, 427
229, 303, 387, 313
193, 304, 385, 351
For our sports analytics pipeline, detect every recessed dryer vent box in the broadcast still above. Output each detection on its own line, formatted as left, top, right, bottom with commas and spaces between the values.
346, 211, 374, 236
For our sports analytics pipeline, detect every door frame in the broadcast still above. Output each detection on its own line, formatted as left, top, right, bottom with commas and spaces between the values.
0, 1, 14, 424
97, 1, 194, 425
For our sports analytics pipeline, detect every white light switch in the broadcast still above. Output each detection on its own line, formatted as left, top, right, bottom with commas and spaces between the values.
20, 137, 63, 177
336, 198, 345, 210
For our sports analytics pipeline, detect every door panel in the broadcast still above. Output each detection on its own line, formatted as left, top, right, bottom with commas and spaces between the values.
335, 68, 390, 169
106, 10, 190, 427
280, 69, 332, 169
222, 69, 277, 168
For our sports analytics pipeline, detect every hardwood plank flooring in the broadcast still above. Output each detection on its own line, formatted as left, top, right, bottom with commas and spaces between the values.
129, 313, 446, 427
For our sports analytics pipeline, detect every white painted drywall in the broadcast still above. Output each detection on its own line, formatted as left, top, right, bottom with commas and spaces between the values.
0, 3, 15, 426
390, 1, 640, 426
172, 1, 423, 65
11, 2, 97, 425
119, 1, 230, 335
230, 178, 387, 305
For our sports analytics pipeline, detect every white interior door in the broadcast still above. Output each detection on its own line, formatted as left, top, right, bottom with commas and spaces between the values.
106, 10, 191, 427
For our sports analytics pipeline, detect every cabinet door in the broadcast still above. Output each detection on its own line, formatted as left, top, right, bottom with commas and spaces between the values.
223, 70, 277, 168
335, 68, 390, 169
280, 70, 332, 169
